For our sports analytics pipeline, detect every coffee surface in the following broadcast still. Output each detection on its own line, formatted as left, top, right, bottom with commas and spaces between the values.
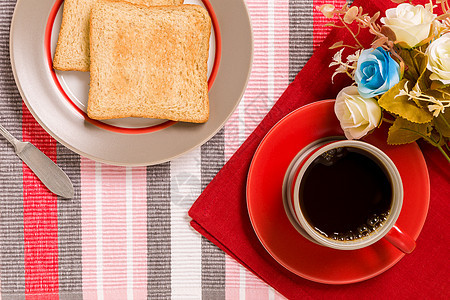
299, 147, 392, 241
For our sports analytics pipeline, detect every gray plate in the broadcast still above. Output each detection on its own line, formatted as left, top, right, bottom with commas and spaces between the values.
10, 0, 253, 166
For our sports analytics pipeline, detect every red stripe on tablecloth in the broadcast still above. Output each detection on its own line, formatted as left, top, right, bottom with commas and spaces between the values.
313, 0, 347, 50
21, 104, 59, 298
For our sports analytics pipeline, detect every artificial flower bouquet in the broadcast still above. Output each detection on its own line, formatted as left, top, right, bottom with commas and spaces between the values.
318, 0, 450, 162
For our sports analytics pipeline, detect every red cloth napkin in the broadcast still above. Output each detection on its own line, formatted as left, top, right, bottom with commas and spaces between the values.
189, 0, 450, 298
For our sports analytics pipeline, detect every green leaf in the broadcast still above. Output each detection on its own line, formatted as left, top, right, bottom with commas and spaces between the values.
397, 48, 419, 80
416, 70, 432, 95
378, 79, 434, 124
402, 71, 416, 82
396, 41, 412, 50
415, 56, 430, 92
397, 48, 427, 81
387, 117, 432, 145
434, 110, 450, 138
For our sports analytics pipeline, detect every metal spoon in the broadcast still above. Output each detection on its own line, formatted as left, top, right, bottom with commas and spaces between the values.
0, 123, 74, 199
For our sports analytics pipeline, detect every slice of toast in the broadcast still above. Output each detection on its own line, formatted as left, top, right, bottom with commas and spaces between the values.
53, 0, 183, 72
87, 1, 211, 123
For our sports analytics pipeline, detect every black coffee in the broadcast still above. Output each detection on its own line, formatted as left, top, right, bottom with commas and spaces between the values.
299, 147, 392, 241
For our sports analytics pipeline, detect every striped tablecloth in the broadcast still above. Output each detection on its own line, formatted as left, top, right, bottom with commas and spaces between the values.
0, 0, 361, 299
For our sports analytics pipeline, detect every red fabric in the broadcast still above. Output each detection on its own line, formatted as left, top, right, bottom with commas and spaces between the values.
189, 0, 450, 298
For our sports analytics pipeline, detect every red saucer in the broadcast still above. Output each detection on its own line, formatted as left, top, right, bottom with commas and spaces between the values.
246, 100, 430, 284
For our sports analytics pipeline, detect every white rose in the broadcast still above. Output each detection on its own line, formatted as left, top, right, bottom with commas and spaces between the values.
426, 33, 450, 85
380, 3, 436, 47
334, 86, 382, 140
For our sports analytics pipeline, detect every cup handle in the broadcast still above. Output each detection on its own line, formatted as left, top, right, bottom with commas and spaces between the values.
384, 225, 416, 254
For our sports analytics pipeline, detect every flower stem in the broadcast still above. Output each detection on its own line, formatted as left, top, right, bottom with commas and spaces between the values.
382, 117, 394, 124
437, 144, 450, 163
345, 71, 354, 79
338, 15, 364, 49
398, 126, 450, 163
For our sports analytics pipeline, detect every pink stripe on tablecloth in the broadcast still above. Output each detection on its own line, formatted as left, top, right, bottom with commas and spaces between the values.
270, 0, 290, 105
246, 1, 289, 298
243, 0, 269, 137
224, 108, 241, 161
80, 162, 147, 298
80, 158, 99, 299
223, 0, 290, 297
101, 165, 127, 292
225, 0, 289, 160
276, 292, 287, 299
224, 0, 270, 293
225, 256, 241, 300
245, 270, 271, 299
132, 167, 148, 299
313, 0, 347, 50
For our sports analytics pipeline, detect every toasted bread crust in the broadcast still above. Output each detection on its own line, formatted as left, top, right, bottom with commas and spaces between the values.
53, 0, 184, 72
88, 1, 211, 123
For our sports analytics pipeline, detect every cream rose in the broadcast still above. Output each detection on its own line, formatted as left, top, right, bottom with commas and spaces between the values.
335, 86, 382, 140
426, 33, 450, 85
380, 3, 436, 47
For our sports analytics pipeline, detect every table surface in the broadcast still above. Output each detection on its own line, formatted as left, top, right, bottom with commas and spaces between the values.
0, 0, 426, 299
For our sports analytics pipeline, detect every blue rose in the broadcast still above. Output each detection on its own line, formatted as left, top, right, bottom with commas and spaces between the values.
355, 47, 400, 98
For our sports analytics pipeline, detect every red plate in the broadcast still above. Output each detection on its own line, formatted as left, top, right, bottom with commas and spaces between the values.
246, 100, 430, 284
